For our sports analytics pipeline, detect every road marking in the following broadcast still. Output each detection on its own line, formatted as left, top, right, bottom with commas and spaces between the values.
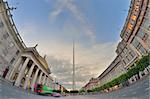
132, 97, 138, 99
122, 94, 126, 96
132, 92, 137, 94
8, 98, 16, 99
136, 86, 140, 89
145, 87, 150, 91
129, 88, 135, 91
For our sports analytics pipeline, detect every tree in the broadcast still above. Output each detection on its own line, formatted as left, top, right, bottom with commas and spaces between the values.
92, 53, 150, 92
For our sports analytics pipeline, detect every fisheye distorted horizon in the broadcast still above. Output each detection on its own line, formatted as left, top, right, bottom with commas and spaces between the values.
7, 0, 130, 90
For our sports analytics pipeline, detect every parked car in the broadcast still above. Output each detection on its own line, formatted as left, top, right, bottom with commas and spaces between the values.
51, 92, 61, 97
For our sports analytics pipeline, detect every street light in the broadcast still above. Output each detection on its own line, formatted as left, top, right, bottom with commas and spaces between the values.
26, 74, 29, 78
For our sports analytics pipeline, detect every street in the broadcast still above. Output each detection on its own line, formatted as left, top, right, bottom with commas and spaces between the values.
0, 75, 149, 99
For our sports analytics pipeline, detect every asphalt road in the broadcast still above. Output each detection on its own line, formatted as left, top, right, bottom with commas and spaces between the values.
0, 75, 150, 99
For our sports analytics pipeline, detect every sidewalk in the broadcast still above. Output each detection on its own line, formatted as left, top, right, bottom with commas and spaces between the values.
0, 76, 13, 85
107, 74, 150, 93
0, 76, 35, 95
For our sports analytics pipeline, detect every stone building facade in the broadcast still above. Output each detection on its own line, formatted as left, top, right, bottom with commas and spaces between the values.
0, 0, 54, 91
83, 0, 150, 90
98, 0, 150, 88
0, 0, 26, 78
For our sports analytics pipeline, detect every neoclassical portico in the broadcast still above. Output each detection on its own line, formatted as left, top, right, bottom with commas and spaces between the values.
8, 47, 53, 91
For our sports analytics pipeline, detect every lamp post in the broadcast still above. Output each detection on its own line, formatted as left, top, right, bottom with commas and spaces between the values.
25, 74, 30, 95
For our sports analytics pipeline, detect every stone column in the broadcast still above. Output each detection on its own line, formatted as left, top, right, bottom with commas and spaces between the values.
48, 79, 54, 88
45, 77, 48, 86
42, 75, 46, 85
48, 78, 50, 87
8, 57, 22, 80
38, 71, 43, 84
23, 63, 35, 89
46, 78, 48, 86
31, 68, 39, 91
139, 71, 143, 79
15, 57, 30, 87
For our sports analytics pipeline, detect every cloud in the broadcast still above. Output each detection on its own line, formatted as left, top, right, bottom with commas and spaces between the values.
17, 22, 43, 47
18, 0, 118, 90
48, 0, 96, 43
37, 40, 117, 89
19, 21, 117, 89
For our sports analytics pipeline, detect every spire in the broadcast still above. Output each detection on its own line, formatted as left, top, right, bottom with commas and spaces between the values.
72, 41, 75, 90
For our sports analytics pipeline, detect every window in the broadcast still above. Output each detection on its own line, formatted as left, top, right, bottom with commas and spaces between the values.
3, 33, 9, 39
16, 50, 20, 55
124, 47, 128, 54
119, 55, 122, 59
128, 23, 133, 30
127, 27, 131, 33
137, 31, 145, 38
2, 48, 8, 56
137, 44, 147, 54
10, 58, 15, 64
142, 33, 148, 41
8, 42, 15, 48
121, 51, 125, 57
130, 51, 136, 58
142, 19, 150, 29
134, 5, 140, 12
122, 60, 126, 65
130, 20, 135, 25
124, 58, 129, 64
131, 38, 147, 54
146, 9, 150, 18
116, 49, 120, 54
127, 54, 133, 61
132, 38, 139, 48
124, 34, 128, 41
120, 43, 124, 49
131, 15, 137, 21
137, 29, 148, 41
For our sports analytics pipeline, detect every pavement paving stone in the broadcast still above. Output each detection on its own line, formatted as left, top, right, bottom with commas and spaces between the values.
0, 76, 150, 99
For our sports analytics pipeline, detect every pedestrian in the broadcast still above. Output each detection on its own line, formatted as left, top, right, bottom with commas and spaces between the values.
12, 80, 15, 86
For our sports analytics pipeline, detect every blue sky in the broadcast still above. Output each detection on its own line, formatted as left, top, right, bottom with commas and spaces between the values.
7, 0, 130, 90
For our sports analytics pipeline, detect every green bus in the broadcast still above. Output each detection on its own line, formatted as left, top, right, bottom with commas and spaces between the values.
34, 84, 53, 95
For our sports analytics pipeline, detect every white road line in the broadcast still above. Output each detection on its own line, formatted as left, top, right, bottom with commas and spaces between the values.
122, 94, 126, 96
136, 86, 140, 89
129, 89, 132, 91
145, 87, 150, 91
129, 88, 136, 91
8, 98, 16, 99
132, 97, 138, 99
132, 92, 137, 94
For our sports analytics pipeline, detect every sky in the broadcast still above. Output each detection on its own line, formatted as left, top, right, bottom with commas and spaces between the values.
6, 0, 130, 90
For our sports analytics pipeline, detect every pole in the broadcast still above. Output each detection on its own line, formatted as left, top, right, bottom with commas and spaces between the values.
54, 78, 56, 90
72, 41, 75, 90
